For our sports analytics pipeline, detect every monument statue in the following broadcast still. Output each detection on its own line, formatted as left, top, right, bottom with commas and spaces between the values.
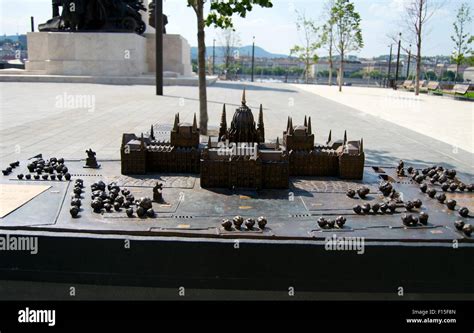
39, 0, 147, 34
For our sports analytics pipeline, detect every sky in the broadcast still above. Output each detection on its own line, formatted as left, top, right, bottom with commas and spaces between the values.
0, 0, 471, 58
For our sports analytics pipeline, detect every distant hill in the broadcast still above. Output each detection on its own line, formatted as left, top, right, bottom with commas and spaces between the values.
191, 45, 288, 60
0, 35, 24, 42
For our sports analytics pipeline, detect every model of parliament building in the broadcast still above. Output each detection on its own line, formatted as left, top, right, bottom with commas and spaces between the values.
121, 91, 365, 189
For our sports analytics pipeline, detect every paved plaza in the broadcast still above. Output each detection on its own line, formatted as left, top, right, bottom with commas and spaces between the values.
296, 84, 474, 154
0, 81, 472, 180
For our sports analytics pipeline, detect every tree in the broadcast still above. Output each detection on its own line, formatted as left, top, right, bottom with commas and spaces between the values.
425, 70, 437, 81
320, 0, 336, 86
369, 70, 382, 79
330, 0, 363, 92
349, 70, 363, 79
400, 0, 441, 95
220, 29, 241, 80
451, 3, 472, 82
441, 70, 457, 82
187, 0, 273, 135
290, 11, 321, 84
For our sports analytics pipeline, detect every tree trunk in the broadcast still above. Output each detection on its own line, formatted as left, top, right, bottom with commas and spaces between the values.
455, 21, 464, 82
306, 58, 310, 84
196, 1, 208, 134
415, 44, 421, 96
328, 54, 333, 86
328, 35, 333, 86
415, 0, 423, 96
338, 51, 344, 92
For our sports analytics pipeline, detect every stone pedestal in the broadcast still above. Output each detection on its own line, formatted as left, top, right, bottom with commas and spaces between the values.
26, 31, 193, 78
26, 32, 147, 76
145, 33, 193, 76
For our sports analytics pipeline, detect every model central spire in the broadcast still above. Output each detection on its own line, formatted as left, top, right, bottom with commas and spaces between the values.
228, 90, 260, 143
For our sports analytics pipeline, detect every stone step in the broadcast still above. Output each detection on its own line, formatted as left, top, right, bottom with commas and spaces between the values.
0, 73, 218, 86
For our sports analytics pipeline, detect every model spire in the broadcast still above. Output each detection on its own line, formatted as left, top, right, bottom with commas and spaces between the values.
360, 138, 364, 153
286, 116, 291, 132
257, 104, 265, 142
344, 130, 347, 145
327, 130, 332, 144
304, 116, 307, 127
218, 104, 227, 140
150, 124, 155, 140
241, 88, 246, 105
221, 104, 227, 125
258, 104, 264, 126
173, 113, 178, 132
307, 117, 312, 135
192, 113, 197, 132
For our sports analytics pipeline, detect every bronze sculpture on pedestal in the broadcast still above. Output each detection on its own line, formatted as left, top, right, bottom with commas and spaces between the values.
39, 0, 147, 34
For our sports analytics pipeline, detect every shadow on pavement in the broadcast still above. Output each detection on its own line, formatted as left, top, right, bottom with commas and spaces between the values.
212, 81, 298, 93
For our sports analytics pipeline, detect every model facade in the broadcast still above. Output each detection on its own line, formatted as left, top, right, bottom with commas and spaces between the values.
121, 91, 365, 189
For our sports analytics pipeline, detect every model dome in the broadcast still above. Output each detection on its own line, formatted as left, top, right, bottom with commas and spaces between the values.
228, 89, 259, 143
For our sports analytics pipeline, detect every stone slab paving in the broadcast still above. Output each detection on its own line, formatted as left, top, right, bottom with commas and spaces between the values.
0, 81, 472, 181
294, 84, 474, 153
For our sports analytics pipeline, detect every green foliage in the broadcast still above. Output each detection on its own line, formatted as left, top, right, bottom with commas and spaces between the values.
330, 0, 363, 90
331, 0, 363, 55
198, 0, 274, 29
466, 55, 474, 66
349, 71, 363, 78
289, 67, 305, 76
317, 70, 338, 78
464, 91, 474, 99
425, 71, 437, 81
347, 70, 381, 79
290, 45, 320, 66
290, 11, 321, 83
451, 3, 472, 69
238, 65, 304, 76
187, 0, 274, 132
441, 70, 456, 81
369, 70, 382, 79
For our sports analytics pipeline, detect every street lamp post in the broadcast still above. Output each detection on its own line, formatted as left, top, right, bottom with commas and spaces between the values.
387, 44, 393, 88
395, 32, 402, 88
406, 44, 412, 79
212, 38, 216, 76
155, 0, 163, 96
251, 36, 255, 83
